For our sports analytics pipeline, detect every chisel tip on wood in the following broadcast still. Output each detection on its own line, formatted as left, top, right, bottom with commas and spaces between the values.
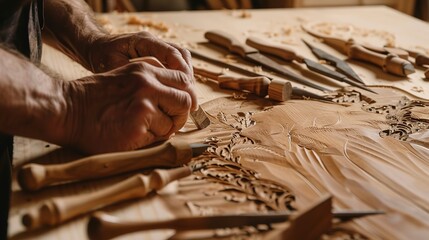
403, 63, 415, 75
190, 106, 210, 129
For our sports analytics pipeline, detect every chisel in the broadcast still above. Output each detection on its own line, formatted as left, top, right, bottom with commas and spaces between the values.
204, 30, 329, 92
190, 49, 327, 101
87, 205, 383, 240
193, 66, 292, 101
302, 24, 415, 77
22, 165, 202, 230
246, 37, 377, 94
18, 141, 209, 191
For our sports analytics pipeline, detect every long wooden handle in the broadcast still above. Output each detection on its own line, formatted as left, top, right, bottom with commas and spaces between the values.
193, 66, 270, 96
18, 141, 193, 191
217, 75, 270, 97
87, 211, 291, 240
205, 30, 257, 57
87, 195, 336, 240
22, 166, 192, 229
347, 42, 414, 76
246, 37, 304, 62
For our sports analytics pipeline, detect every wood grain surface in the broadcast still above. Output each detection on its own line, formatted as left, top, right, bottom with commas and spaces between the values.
9, 6, 429, 240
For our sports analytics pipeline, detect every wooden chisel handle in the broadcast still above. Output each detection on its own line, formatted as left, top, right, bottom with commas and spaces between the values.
87, 211, 290, 240
193, 66, 270, 96
217, 75, 270, 97
346, 41, 414, 76
193, 66, 291, 101
425, 69, 429, 79
246, 37, 305, 62
18, 141, 193, 191
22, 166, 192, 229
205, 30, 258, 57
415, 54, 429, 67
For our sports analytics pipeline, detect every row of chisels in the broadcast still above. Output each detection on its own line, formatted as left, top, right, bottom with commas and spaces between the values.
191, 27, 429, 99
18, 141, 209, 229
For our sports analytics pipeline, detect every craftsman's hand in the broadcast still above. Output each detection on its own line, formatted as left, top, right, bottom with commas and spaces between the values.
60, 62, 195, 154
88, 32, 193, 76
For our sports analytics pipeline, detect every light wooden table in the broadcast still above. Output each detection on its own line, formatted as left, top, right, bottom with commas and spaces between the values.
9, 6, 429, 239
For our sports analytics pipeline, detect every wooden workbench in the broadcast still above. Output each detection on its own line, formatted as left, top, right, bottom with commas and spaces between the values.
9, 6, 429, 240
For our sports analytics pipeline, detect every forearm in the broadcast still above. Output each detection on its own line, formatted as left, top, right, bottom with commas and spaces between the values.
0, 47, 67, 144
42, 0, 106, 70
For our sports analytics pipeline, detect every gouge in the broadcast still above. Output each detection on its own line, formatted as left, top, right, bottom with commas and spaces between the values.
246, 37, 377, 94
22, 165, 200, 230
130, 56, 210, 129
302, 24, 415, 77
204, 30, 330, 92
87, 204, 383, 240
17, 141, 209, 191
193, 66, 292, 101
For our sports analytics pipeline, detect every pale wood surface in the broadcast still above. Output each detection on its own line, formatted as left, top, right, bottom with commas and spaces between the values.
9, 6, 429, 239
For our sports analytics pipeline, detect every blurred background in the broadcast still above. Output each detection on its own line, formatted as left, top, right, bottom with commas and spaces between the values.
85, 0, 429, 21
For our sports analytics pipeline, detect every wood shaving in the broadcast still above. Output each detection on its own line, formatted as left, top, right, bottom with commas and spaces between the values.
308, 22, 397, 47
411, 86, 424, 93
230, 10, 252, 19
96, 16, 110, 25
282, 27, 293, 36
263, 31, 281, 38
233, 92, 248, 99
416, 46, 429, 55
239, 10, 252, 19
220, 68, 230, 75
194, 74, 209, 83
222, 54, 238, 63
253, 66, 263, 73
126, 15, 170, 32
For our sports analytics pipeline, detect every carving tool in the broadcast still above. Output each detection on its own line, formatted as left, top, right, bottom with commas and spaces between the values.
18, 141, 209, 191
204, 30, 330, 92
87, 195, 384, 240
246, 37, 377, 94
302, 24, 415, 77
130, 56, 210, 129
190, 49, 327, 101
190, 49, 268, 78
301, 39, 365, 85
399, 48, 429, 67
362, 45, 409, 60
193, 66, 292, 101
22, 165, 201, 230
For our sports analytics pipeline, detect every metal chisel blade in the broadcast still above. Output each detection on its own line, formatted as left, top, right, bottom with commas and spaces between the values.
302, 40, 365, 85
303, 59, 377, 94
246, 53, 330, 92
190, 106, 210, 129
190, 143, 210, 157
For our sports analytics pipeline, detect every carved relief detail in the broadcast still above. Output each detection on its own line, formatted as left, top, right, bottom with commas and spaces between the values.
329, 92, 429, 141
188, 111, 296, 217
363, 97, 429, 141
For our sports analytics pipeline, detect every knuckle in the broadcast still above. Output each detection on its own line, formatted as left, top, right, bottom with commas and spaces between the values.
167, 46, 182, 57
173, 71, 193, 89
182, 47, 191, 57
177, 91, 192, 111
127, 62, 147, 72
